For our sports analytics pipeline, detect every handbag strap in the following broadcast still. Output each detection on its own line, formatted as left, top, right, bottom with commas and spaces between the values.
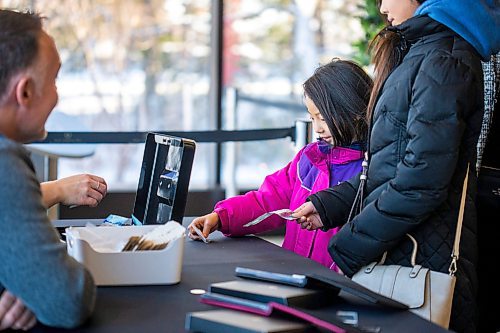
449, 163, 470, 275
379, 233, 418, 266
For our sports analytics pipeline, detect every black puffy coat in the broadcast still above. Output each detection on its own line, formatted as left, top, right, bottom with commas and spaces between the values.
309, 16, 483, 333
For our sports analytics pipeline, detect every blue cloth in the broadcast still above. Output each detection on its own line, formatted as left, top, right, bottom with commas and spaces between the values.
415, 0, 500, 60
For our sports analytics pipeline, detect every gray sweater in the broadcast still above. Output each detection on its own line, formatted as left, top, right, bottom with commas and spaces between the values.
0, 135, 95, 328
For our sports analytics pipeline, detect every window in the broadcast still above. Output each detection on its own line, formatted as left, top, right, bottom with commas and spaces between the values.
222, 0, 364, 189
4, 0, 365, 192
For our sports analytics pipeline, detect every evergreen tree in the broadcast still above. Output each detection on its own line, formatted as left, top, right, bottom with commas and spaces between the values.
352, 0, 385, 67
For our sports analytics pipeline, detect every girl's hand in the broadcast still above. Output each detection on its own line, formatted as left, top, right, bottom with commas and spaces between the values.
292, 202, 324, 230
0, 291, 37, 331
188, 212, 220, 240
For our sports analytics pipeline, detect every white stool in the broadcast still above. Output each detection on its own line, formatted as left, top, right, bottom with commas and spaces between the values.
26, 112, 96, 219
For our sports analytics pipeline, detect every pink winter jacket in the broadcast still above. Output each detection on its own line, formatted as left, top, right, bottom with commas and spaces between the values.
214, 141, 363, 270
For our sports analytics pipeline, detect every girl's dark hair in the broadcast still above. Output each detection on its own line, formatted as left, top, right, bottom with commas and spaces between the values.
367, 0, 427, 118
303, 59, 373, 147
0, 10, 43, 99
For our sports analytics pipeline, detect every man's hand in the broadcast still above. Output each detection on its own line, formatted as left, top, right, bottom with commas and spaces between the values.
41, 173, 108, 208
0, 291, 37, 331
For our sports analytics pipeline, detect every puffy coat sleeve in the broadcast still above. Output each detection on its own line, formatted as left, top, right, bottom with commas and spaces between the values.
216, 147, 304, 236
328, 53, 480, 276
308, 171, 361, 230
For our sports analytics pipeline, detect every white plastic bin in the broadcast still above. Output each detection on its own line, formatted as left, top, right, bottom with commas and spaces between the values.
65, 224, 185, 286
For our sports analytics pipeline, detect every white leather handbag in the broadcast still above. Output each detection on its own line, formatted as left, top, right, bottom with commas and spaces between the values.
352, 165, 469, 329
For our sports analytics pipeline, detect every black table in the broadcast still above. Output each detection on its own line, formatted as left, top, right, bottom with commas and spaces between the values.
39, 219, 452, 333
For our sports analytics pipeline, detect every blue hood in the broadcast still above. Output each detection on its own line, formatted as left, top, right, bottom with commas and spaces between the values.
415, 0, 500, 60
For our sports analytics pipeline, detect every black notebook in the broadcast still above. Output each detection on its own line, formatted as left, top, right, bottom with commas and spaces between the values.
209, 279, 335, 308
196, 292, 360, 333
234, 266, 408, 310
185, 309, 313, 333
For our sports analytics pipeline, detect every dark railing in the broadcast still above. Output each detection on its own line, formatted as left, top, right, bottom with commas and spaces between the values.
35, 127, 297, 144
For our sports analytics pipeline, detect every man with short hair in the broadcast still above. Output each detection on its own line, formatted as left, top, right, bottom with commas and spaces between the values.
0, 9, 96, 331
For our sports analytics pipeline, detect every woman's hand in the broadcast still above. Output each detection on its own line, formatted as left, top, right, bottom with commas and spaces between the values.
292, 202, 324, 230
188, 212, 221, 240
0, 291, 37, 331
41, 174, 108, 208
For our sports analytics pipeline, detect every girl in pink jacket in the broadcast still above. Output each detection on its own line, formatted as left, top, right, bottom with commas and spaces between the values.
188, 59, 373, 270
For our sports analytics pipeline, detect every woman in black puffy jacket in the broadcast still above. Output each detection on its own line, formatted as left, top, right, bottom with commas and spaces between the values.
292, 1, 499, 332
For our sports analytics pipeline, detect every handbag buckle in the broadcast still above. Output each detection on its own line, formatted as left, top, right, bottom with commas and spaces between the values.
409, 265, 422, 278
365, 262, 378, 273
448, 255, 458, 275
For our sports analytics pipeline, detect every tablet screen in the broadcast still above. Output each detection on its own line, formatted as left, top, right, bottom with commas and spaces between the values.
132, 133, 195, 224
